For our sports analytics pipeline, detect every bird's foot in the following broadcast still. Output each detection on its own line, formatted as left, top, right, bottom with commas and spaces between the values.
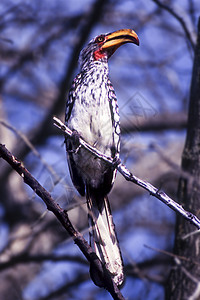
112, 157, 121, 169
68, 130, 82, 154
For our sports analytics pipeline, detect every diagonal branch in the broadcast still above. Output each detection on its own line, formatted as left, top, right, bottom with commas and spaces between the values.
53, 117, 200, 230
0, 143, 125, 300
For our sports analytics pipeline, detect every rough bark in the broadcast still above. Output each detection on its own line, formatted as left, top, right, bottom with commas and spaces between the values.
166, 18, 200, 300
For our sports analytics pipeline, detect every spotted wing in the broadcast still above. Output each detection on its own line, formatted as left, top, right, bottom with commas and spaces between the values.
65, 74, 85, 196
107, 79, 120, 156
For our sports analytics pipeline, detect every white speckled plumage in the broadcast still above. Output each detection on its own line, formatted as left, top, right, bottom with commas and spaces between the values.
65, 36, 121, 192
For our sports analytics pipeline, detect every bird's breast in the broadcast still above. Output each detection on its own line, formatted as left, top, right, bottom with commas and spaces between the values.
69, 73, 114, 156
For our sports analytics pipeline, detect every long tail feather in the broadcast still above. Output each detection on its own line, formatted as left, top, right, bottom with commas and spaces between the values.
86, 186, 124, 287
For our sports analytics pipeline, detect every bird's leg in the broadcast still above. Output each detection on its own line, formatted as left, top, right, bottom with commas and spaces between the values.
112, 156, 121, 169
67, 130, 82, 154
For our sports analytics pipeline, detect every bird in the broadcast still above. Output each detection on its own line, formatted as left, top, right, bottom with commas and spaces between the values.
65, 29, 139, 287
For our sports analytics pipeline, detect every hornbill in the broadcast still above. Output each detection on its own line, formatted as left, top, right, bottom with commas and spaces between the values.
65, 29, 139, 287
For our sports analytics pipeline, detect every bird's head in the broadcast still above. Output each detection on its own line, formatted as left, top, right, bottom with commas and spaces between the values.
79, 29, 139, 69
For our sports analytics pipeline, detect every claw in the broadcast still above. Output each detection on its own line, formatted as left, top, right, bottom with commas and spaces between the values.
112, 157, 121, 169
68, 129, 82, 154
68, 144, 82, 154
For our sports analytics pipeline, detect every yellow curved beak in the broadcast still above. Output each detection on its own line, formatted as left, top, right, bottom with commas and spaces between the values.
102, 29, 139, 51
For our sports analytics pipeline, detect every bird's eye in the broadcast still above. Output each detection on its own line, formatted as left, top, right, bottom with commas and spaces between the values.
96, 35, 105, 43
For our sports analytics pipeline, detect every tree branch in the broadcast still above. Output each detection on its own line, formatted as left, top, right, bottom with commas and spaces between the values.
166, 17, 200, 299
121, 111, 187, 134
38, 273, 90, 300
152, 0, 195, 50
0, 253, 88, 272
53, 117, 200, 230
0, 143, 125, 300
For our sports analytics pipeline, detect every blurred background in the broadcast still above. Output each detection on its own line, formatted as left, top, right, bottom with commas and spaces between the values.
0, 0, 199, 299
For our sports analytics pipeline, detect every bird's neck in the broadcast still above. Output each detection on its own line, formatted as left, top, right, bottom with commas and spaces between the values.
80, 58, 109, 76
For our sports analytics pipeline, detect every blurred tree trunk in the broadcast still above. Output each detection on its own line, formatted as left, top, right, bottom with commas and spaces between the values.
166, 18, 200, 299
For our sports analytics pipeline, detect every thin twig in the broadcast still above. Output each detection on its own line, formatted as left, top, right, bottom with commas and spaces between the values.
144, 244, 200, 267
53, 116, 200, 230
152, 0, 195, 50
0, 253, 88, 271
0, 119, 60, 184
